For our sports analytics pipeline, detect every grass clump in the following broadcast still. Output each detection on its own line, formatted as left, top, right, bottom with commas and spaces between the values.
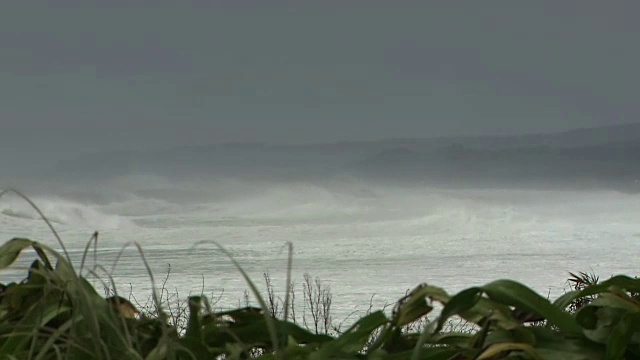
4, 239, 640, 359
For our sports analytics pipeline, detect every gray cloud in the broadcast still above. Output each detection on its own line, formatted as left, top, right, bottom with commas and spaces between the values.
1, 0, 638, 161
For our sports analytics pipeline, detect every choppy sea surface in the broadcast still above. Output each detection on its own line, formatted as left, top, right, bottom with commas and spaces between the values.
2, 177, 639, 321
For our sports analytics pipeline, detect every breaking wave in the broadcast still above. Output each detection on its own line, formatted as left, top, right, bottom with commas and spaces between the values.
0, 196, 125, 230
4, 173, 640, 236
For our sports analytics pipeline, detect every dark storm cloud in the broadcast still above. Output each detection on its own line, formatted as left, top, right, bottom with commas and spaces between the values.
1, 0, 639, 159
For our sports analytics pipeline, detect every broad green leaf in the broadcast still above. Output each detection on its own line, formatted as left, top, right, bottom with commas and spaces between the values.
0, 238, 34, 269
553, 290, 583, 310
278, 320, 333, 345
590, 293, 640, 313
557, 276, 640, 310
584, 276, 640, 296
426, 332, 473, 347
145, 341, 168, 360
534, 349, 603, 360
484, 327, 536, 347
606, 312, 640, 360
409, 284, 519, 330
482, 279, 581, 333
392, 284, 434, 327
31, 243, 53, 270
468, 315, 492, 350
556, 278, 640, 313
476, 342, 542, 360
582, 307, 627, 344
21, 300, 72, 327
311, 311, 388, 358
388, 348, 462, 360
575, 305, 599, 330
434, 287, 481, 333
531, 326, 605, 360
204, 319, 272, 347
177, 338, 211, 360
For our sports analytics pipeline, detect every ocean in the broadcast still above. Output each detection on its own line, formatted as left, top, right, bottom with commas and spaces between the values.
1, 176, 639, 323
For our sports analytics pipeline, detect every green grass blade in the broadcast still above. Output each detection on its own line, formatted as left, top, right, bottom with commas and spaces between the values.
34, 320, 74, 360
0, 189, 71, 264
192, 240, 281, 358
283, 242, 293, 324
79, 231, 99, 276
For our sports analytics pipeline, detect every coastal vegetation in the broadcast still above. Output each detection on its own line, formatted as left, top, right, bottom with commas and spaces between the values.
5, 238, 640, 359
1, 190, 639, 359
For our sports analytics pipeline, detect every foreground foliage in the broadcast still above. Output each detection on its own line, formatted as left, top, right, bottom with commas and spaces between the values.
1, 238, 639, 359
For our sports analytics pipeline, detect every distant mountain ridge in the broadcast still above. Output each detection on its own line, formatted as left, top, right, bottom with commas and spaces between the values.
49, 122, 640, 192
354, 131, 640, 192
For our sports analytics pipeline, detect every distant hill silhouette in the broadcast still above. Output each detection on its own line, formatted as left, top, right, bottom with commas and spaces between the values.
49, 122, 640, 192
353, 137, 640, 192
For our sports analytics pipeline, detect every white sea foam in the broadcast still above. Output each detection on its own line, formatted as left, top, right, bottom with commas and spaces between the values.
1, 180, 640, 321
0, 195, 126, 230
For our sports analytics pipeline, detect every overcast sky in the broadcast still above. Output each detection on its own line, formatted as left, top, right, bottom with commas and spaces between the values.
1, 1, 639, 157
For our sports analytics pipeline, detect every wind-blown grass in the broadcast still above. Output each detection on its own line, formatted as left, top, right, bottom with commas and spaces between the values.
2, 189, 640, 359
